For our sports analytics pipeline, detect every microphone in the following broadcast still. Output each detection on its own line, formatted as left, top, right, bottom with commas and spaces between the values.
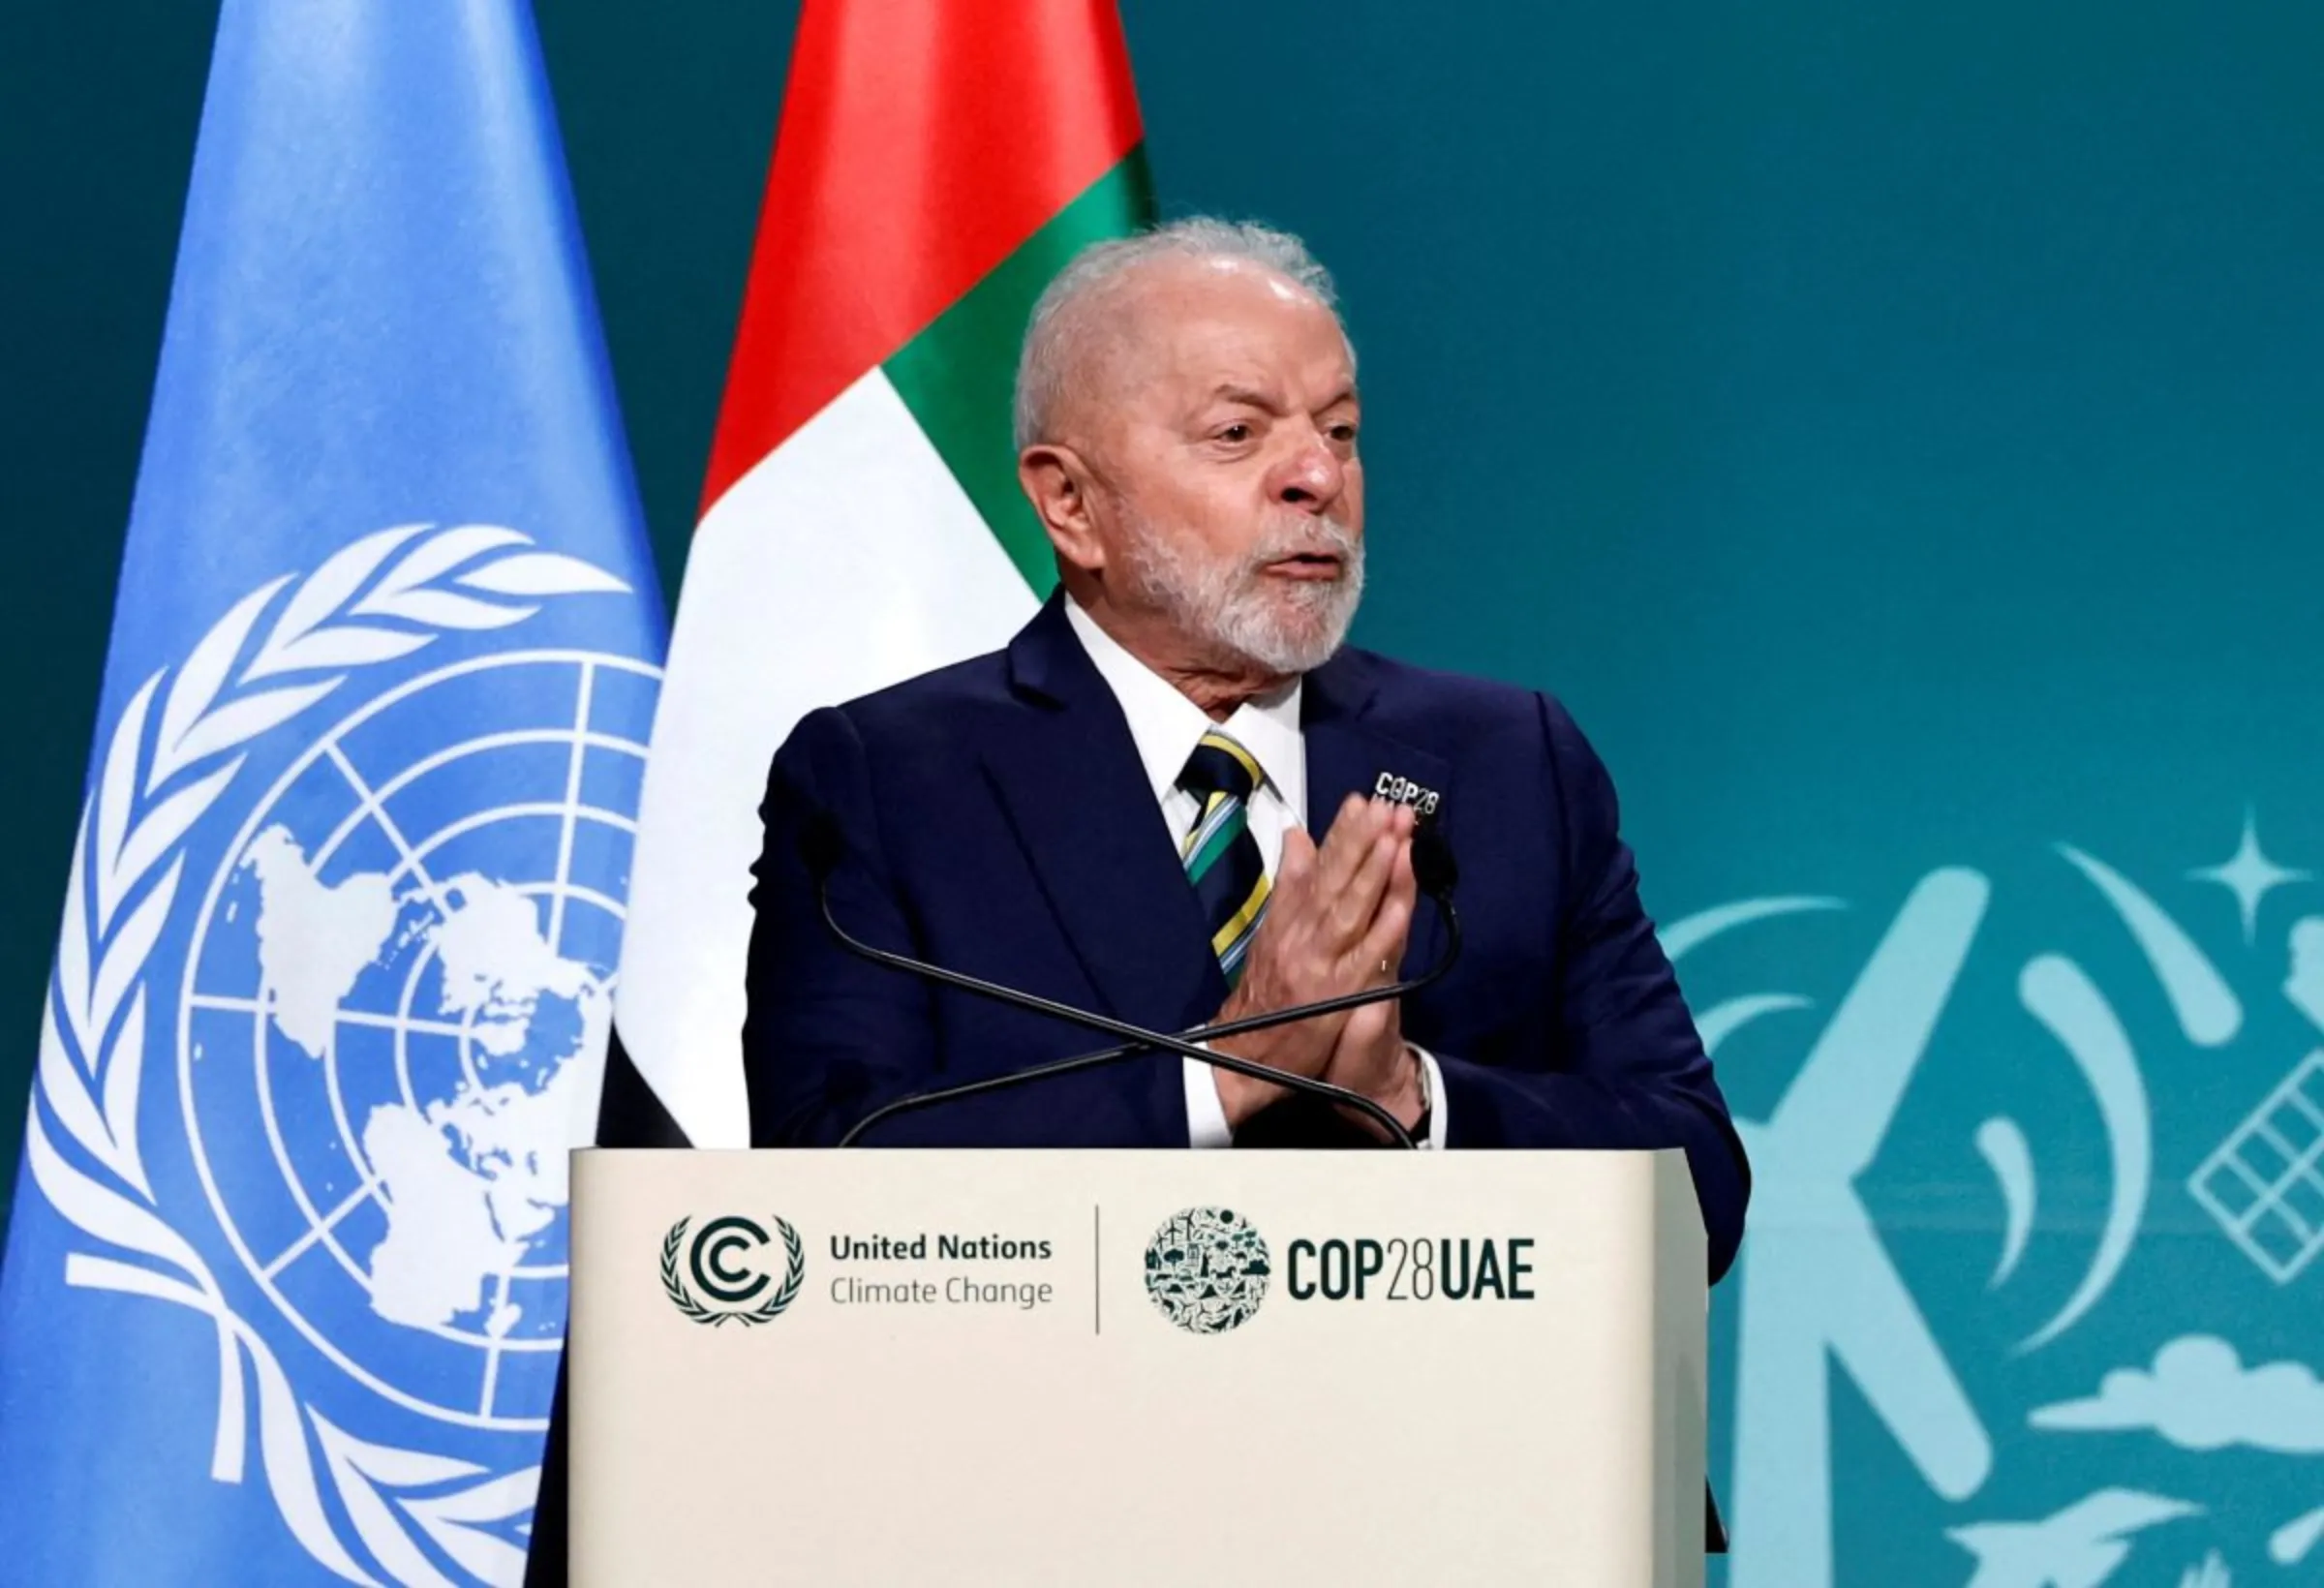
801, 814, 1461, 1149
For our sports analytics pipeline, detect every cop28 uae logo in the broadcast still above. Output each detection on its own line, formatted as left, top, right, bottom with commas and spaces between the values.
1144, 1207, 1270, 1334
660, 1215, 805, 1327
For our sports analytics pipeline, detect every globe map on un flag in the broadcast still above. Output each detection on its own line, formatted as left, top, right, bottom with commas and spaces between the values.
180, 652, 657, 1430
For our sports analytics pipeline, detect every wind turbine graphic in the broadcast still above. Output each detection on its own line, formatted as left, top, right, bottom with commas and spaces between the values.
1670, 870, 1997, 1588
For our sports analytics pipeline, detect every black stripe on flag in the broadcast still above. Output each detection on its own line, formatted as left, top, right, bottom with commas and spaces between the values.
592, 1023, 693, 1148
526, 1023, 691, 1585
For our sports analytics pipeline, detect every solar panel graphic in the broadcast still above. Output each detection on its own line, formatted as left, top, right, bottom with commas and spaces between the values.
2189, 1051, 2324, 1284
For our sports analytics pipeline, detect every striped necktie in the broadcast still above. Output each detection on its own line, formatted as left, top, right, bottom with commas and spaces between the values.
1177, 730, 1271, 985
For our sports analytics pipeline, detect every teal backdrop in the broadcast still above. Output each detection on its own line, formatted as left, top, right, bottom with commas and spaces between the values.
7, 3, 2321, 1581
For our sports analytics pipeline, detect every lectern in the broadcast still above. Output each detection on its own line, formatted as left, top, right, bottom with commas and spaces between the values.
567, 1148, 1707, 1586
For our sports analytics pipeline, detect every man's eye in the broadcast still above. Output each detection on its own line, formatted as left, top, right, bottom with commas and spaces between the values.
1330, 424, 1359, 444
1217, 423, 1252, 443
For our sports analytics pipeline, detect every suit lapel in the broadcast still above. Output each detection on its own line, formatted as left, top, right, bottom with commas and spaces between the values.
980, 596, 1228, 1030
1301, 648, 1454, 979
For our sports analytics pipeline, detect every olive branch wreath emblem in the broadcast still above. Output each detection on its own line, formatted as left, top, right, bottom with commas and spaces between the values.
660, 1217, 806, 1327
27, 523, 643, 1585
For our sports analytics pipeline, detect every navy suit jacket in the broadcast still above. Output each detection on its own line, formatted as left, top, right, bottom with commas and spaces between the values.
743, 594, 1749, 1281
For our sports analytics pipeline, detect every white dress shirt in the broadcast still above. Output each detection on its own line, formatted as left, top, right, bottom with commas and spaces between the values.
1062, 596, 1448, 1148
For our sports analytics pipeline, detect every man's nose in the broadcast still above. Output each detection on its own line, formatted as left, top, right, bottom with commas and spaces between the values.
1271, 435, 1344, 514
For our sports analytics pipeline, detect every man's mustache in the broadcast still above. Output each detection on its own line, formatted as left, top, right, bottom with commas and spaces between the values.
1241, 518, 1361, 573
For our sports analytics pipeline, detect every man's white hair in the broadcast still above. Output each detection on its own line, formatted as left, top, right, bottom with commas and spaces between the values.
1011, 217, 1348, 452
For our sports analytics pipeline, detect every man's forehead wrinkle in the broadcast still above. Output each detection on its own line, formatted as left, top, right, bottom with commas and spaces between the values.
1201, 369, 1359, 408
1206, 383, 1287, 413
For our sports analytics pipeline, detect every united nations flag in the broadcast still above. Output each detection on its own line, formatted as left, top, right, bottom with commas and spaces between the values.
0, 4, 664, 1583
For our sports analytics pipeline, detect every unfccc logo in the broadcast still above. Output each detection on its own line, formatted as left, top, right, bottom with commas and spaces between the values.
659, 1215, 805, 1327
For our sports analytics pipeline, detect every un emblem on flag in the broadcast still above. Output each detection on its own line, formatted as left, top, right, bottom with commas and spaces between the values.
181, 646, 658, 1423
32, 526, 658, 1580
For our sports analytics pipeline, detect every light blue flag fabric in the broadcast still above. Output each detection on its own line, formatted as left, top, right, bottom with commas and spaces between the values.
0, 4, 664, 1581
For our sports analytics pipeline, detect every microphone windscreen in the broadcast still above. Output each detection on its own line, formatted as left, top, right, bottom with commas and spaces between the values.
799, 812, 846, 880
1412, 823, 1459, 900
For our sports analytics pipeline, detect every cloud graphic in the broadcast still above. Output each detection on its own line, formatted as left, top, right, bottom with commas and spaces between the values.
2032, 1335, 2324, 1453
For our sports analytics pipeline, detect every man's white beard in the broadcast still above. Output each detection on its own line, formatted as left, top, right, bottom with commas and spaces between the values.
1119, 512, 1365, 677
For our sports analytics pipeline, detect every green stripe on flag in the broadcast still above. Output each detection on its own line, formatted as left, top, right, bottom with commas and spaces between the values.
884, 152, 1156, 594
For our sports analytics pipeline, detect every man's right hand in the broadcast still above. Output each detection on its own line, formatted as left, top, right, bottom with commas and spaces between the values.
1208, 794, 1417, 1129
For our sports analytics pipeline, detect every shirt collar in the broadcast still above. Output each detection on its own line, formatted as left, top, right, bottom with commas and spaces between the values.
1063, 595, 1306, 816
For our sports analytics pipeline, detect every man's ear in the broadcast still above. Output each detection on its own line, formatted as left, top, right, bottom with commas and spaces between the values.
1018, 443, 1106, 575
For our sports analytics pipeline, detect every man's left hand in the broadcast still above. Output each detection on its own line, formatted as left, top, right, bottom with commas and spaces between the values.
1319, 836, 1427, 1139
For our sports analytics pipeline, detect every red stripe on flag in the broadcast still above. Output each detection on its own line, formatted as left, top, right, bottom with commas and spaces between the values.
700, 0, 1145, 514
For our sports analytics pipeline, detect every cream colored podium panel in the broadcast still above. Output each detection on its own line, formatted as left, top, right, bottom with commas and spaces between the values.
567, 1147, 1706, 1587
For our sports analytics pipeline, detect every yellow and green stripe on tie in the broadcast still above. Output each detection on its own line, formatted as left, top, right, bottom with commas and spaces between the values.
1177, 730, 1271, 983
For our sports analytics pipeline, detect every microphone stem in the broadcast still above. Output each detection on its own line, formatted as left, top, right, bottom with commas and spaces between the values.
825, 891, 1460, 1149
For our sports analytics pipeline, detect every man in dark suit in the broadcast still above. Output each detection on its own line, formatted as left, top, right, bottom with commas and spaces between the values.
742, 218, 1748, 1280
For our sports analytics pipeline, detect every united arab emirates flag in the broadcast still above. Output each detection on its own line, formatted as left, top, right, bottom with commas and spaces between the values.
606, 0, 1155, 1147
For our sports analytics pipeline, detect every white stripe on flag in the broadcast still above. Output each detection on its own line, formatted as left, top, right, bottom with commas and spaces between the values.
615, 368, 1038, 1145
